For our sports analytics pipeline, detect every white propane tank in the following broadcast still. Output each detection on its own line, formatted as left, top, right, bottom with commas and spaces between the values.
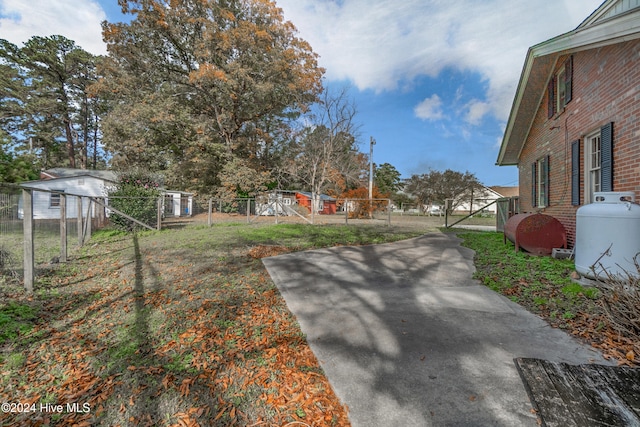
575, 192, 640, 279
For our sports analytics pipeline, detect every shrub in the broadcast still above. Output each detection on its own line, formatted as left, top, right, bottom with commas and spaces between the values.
340, 187, 388, 218
594, 256, 640, 355
108, 172, 161, 231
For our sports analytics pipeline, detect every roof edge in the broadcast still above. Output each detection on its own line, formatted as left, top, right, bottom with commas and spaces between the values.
497, 3, 640, 166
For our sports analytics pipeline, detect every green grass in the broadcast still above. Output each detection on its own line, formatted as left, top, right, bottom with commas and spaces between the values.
10, 223, 620, 425
0, 302, 38, 343
0, 222, 423, 426
458, 231, 601, 329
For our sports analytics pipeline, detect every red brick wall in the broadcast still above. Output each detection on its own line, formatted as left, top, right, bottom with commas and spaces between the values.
519, 40, 640, 247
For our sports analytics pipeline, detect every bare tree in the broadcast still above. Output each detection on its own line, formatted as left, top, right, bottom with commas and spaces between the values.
284, 87, 362, 209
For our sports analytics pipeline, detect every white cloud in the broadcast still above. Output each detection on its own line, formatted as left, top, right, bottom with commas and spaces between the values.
0, 0, 107, 54
276, 0, 604, 122
414, 94, 443, 121
464, 99, 491, 126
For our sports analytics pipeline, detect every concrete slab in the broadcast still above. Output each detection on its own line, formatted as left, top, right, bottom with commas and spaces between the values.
262, 232, 612, 426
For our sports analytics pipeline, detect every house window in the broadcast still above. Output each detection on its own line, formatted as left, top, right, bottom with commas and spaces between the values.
532, 156, 549, 208
50, 190, 65, 208
585, 130, 601, 204
583, 122, 614, 204
548, 55, 573, 118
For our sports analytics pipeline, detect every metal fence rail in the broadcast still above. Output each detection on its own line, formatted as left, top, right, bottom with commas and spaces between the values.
181, 197, 395, 226
3, 184, 513, 293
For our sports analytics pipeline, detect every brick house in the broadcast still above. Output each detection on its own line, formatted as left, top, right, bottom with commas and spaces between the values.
497, 0, 640, 247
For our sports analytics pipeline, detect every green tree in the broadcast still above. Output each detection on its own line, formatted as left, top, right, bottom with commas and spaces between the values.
405, 169, 483, 213
392, 192, 416, 211
404, 174, 431, 213
375, 162, 402, 197
0, 36, 103, 169
0, 137, 38, 183
108, 171, 162, 231
94, 0, 324, 196
0, 40, 25, 138
216, 157, 271, 200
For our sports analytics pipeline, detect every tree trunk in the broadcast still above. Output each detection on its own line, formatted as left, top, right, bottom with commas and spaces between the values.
81, 94, 89, 169
63, 118, 76, 168
93, 115, 98, 169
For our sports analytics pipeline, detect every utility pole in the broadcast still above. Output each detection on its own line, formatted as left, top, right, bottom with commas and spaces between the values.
369, 136, 376, 219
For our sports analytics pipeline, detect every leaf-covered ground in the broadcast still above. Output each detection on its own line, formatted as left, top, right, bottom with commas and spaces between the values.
459, 231, 639, 366
0, 224, 425, 426
7, 224, 634, 426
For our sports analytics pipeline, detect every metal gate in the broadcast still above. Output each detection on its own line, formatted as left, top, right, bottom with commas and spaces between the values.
496, 197, 519, 232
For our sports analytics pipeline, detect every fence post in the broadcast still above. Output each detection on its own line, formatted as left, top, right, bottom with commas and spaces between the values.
84, 199, 93, 242
445, 199, 449, 228
208, 199, 213, 226
97, 197, 105, 227
247, 199, 251, 223
157, 196, 162, 231
60, 193, 67, 263
77, 196, 83, 246
387, 199, 392, 226
22, 188, 34, 293
345, 199, 349, 225
311, 193, 315, 225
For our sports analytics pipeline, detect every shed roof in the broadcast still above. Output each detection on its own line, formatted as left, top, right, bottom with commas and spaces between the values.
296, 191, 336, 201
40, 167, 118, 182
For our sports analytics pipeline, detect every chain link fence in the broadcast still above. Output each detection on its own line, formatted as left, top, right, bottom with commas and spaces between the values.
3, 182, 512, 292
0, 184, 114, 292
184, 196, 511, 231
0, 185, 22, 286
173, 196, 395, 227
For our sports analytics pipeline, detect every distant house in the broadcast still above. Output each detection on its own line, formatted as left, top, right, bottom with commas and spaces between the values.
19, 168, 192, 220
496, 0, 640, 246
452, 186, 519, 215
256, 190, 337, 215
490, 186, 519, 200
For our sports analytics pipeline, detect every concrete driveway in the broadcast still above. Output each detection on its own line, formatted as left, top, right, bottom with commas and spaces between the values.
262, 232, 610, 426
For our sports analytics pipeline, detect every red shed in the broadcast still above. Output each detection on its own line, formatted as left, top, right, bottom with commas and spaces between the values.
296, 192, 337, 215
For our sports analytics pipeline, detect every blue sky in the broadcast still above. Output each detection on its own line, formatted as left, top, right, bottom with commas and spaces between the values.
0, 0, 605, 186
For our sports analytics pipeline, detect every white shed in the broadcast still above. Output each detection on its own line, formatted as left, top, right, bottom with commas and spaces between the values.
19, 173, 114, 219
163, 191, 193, 217
19, 168, 194, 220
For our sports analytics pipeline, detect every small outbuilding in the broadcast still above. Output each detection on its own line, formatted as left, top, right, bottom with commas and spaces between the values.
19, 168, 193, 220
295, 191, 337, 215
19, 170, 116, 220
